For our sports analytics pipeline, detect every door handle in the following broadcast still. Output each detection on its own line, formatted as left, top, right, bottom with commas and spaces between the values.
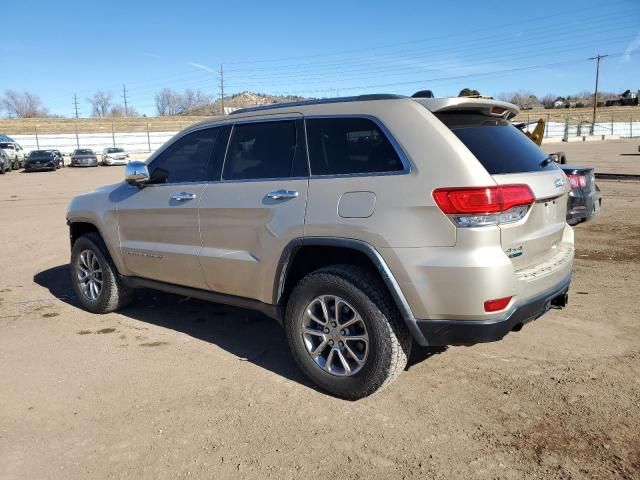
171, 192, 197, 201
266, 190, 299, 200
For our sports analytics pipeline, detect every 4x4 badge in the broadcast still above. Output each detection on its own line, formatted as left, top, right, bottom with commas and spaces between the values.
554, 177, 565, 188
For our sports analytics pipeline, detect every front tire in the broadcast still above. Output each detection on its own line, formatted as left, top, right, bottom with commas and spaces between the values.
70, 233, 133, 313
285, 265, 411, 400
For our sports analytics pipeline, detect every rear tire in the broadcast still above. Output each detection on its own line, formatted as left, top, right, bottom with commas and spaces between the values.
70, 233, 133, 313
285, 265, 411, 400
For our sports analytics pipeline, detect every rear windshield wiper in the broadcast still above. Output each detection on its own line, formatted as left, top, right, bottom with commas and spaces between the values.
539, 156, 553, 167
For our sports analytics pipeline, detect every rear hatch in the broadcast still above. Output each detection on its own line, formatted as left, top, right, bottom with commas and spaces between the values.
436, 111, 570, 270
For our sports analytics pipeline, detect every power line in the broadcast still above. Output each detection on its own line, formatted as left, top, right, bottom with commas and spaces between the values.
93, 30, 629, 108
36, 6, 638, 103
225, 14, 637, 75
220, 0, 632, 67
231, 33, 632, 88
589, 54, 609, 134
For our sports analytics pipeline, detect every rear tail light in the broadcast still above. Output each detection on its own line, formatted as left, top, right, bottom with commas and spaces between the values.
433, 184, 535, 227
566, 173, 587, 189
484, 296, 512, 312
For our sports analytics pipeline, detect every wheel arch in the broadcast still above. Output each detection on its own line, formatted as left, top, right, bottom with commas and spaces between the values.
68, 220, 126, 275
274, 237, 426, 344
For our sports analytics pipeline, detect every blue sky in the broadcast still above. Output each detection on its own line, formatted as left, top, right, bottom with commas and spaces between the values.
1, 0, 639, 117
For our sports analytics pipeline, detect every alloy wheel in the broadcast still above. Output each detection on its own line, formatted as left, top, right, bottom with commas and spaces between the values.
76, 249, 103, 301
301, 295, 369, 376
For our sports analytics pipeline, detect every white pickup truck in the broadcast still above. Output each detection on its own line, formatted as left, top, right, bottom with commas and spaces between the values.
0, 141, 26, 170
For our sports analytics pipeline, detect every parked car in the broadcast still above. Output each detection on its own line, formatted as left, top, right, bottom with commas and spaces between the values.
516, 124, 602, 226
560, 165, 602, 225
70, 149, 98, 167
24, 150, 63, 172
67, 95, 573, 399
101, 147, 130, 166
0, 141, 26, 169
0, 149, 10, 174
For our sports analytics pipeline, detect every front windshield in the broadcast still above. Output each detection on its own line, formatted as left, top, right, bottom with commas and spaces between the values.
75, 149, 93, 155
106, 147, 124, 153
30, 150, 51, 156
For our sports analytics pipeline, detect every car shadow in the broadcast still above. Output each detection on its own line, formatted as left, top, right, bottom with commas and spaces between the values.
34, 264, 444, 395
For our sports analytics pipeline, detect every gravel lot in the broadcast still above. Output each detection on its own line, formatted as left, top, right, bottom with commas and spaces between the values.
1, 140, 639, 479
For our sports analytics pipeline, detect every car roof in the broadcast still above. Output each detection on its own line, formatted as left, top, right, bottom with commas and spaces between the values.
188, 94, 519, 130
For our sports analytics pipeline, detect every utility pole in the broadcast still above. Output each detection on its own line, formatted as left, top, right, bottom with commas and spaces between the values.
219, 65, 225, 115
589, 54, 608, 135
73, 93, 80, 118
122, 84, 129, 117
73, 93, 80, 148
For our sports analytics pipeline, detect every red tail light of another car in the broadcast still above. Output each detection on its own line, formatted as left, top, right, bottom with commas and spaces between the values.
566, 173, 587, 189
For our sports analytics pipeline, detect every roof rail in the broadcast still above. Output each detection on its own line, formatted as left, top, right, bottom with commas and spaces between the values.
229, 94, 407, 115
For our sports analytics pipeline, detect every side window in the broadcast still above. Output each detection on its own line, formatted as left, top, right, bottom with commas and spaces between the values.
149, 127, 224, 184
223, 120, 298, 180
306, 117, 405, 175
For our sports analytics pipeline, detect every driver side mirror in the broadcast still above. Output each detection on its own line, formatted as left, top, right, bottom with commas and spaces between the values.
125, 161, 150, 186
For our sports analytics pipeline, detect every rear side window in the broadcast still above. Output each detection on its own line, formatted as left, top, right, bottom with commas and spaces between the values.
436, 113, 558, 175
306, 117, 405, 175
223, 121, 298, 180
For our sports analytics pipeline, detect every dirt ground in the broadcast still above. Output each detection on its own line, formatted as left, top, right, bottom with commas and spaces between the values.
544, 137, 640, 174
1, 142, 639, 479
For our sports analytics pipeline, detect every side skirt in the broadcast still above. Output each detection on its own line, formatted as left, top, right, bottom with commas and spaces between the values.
121, 276, 282, 322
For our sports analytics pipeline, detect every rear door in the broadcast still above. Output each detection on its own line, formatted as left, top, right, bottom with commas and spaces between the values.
437, 112, 570, 270
198, 117, 308, 303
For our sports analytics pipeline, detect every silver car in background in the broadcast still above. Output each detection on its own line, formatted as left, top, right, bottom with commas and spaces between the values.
101, 147, 130, 166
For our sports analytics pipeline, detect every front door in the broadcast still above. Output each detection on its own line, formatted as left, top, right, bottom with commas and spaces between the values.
198, 117, 309, 303
117, 126, 229, 289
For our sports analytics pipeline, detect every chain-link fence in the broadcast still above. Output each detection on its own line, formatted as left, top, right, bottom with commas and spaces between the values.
519, 112, 639, 140
3, 117, 205, 154
3, 110, 640, 155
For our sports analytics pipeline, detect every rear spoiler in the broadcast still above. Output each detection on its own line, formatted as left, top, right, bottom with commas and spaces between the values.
413, 97, 520, 120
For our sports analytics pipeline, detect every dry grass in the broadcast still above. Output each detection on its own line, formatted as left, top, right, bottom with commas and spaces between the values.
512, 105, 639, 123
0, 116, 209, 135
1, 106, 638, 135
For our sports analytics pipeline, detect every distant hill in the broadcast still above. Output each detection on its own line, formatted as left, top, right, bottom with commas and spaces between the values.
188, 91, 309, 115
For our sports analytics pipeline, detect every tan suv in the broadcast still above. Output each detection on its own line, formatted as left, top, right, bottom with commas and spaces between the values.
67, 95, 574, 399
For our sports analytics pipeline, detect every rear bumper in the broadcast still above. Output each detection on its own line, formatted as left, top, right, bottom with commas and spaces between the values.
567, 189, 602, 225
25, 163, 55, 171
415, 272, 571, 346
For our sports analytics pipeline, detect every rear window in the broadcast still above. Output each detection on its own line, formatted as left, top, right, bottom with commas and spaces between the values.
306, 117, 405, 175
436, 113, 558, 175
